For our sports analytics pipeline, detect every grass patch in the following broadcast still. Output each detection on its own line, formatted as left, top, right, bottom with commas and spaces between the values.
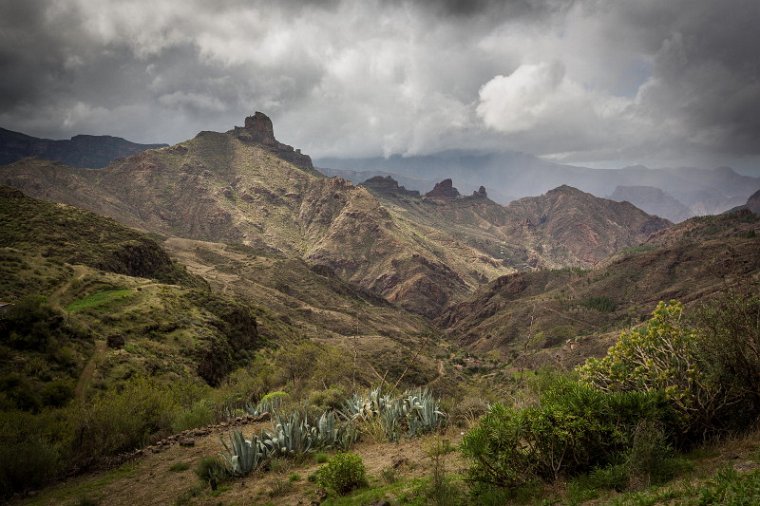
169, 462, 190, 472
321, 477, 426, 506
23, 462, 137, 506
66, 289, 133, 313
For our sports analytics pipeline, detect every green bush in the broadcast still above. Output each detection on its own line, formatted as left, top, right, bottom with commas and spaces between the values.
69, 376, 178, 468
578, 301, 721, 440
579, 297, 760, 442
581, 295, 617, 313
696, 285, 760, 431
461, 377, 667, 490
316, 452, 367, 495
0, 409, 65, 498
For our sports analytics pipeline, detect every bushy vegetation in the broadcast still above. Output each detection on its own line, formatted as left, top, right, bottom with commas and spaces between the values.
580, 297, 760, 441
461, 378, 667, 490
315, 452, 367, 495
580, 295, 617, 313
463, 290, 760, 500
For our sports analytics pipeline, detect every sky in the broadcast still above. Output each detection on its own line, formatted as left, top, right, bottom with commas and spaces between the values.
1, 0, 759, 173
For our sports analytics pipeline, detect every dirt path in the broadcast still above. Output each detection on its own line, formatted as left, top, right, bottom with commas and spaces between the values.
74, 340, 106, 401
49, 264, 89, 310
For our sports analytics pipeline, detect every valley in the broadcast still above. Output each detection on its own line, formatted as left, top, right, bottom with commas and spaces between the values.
1, 114, 760, 505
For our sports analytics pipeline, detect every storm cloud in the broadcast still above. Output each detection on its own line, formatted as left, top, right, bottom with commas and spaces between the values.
1, 0, 758, 170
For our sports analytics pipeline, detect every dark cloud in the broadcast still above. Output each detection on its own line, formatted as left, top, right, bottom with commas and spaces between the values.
0, 0, 758, 171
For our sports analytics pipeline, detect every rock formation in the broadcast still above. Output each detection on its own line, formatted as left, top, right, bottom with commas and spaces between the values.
361, 175, 420, 197
231, 112, 313, 170
425, 178, 460, 200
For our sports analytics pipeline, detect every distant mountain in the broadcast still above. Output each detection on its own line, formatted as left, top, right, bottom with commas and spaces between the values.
610, 185, 693, 222
0, 127, 167, 168
316, 151, 760, 216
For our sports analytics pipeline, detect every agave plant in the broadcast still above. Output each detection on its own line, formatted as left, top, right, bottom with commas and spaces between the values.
221, 431, 269, 476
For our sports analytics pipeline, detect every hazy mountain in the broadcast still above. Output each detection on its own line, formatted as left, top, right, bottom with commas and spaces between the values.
0, 127, 167, 168
317, 151, 760, 215
610, 185, 693, 222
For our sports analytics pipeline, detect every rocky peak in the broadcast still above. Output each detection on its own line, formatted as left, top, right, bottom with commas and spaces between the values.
472, 186, 487, 199
243, 112, 276, 145
231, 112, 314, 171
425, 179, 460, 199
361, 176, 420, 197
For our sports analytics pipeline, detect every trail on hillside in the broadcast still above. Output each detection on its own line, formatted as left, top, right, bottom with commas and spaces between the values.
74, 340, 106, 401
49, 264, 88, 309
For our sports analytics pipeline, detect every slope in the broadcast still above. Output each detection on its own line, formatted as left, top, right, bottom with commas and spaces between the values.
438, 210, 760, 363
364, 180, 670, 271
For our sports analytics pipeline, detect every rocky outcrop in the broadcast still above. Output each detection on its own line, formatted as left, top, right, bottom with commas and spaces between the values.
472, 186, 488, 199
425, 178, 460, 200
231, 112, 313, 170
361, 175, 420, 197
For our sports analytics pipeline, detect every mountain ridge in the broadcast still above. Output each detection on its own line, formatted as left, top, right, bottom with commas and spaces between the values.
0, 126, 167, 168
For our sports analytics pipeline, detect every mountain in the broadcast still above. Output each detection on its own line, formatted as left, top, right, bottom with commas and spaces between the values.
317, 151, 760, 215
0, 115, 672, 318
0, 127, 167, 168
610, 185, 693, 222
364, 180, 669, 271
0, 115, 506, 317
438, 209, 760, 366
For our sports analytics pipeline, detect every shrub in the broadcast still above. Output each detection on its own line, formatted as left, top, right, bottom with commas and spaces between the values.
696, 284, 760, 431
70, 376, 178, 468
461, 377, 667, 490
577, 301, 723, 440
195, 457, 229, 489
0, 409, 64, 498
581, 295, 617, 313
316, 452, 367, 495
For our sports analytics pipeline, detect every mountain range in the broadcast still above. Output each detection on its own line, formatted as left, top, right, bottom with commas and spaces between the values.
317, 151, 760, 220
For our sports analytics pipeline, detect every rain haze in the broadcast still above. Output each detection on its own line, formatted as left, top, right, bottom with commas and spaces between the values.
1, 0, 760, 175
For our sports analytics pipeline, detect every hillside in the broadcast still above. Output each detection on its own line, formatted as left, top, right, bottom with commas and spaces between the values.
2, 119, 677, 317
366, 181, 670, 271
0, 116, 512, 316
438, 209, 760, 364
0, 186, 263, 410
0, 127, 166, 168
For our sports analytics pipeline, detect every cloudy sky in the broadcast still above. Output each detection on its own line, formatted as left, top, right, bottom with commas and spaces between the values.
2, 0, 759, 172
